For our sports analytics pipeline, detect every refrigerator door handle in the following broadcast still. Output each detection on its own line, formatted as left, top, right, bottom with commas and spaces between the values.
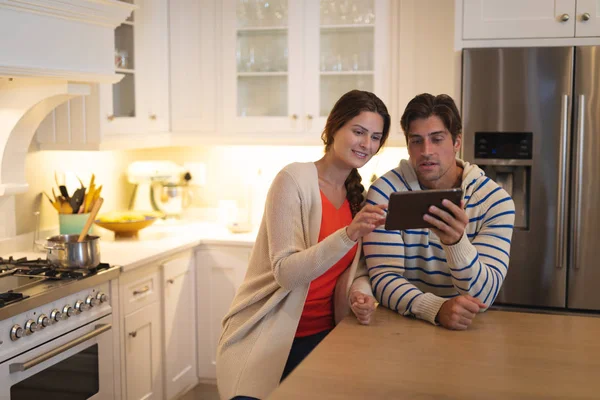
556, 94, 569, 269
573, 94, 585, 270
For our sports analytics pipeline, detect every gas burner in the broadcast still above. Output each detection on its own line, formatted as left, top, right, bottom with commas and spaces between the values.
0, 256, 52, 267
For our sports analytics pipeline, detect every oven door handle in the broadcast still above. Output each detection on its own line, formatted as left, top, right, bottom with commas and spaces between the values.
9, 323, 111, 373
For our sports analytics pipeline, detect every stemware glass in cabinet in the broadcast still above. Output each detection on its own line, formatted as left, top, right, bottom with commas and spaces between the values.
235, 0, 290, 119
318, 0, 376, 117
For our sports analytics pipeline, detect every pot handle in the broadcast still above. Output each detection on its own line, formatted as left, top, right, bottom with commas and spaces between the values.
44, 244, 65, 251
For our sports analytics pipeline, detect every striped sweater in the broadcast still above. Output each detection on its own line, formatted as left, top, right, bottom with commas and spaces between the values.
364, 159, 515, 325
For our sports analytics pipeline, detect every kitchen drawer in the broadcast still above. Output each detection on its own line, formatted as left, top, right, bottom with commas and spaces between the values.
120, 265, 161, 315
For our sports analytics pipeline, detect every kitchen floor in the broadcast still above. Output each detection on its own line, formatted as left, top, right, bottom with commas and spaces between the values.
180, 383, 220, 400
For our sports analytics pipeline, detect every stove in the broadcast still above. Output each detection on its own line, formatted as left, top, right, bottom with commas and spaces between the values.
0, 256, 111, 308
0, 256, 120, 398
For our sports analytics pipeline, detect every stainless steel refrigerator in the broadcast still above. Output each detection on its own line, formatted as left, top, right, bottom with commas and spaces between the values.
461, 46, 600, 311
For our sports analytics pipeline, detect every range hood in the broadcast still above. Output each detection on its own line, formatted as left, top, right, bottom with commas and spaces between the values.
0, 0, 135, 196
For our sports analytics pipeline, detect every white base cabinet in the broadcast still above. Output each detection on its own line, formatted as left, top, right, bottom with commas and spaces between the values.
162, 253, 198, 399
118, 251, 198, 400
124, 302, 163, 400
120, 265, 163, 400
196, 244, 252, 380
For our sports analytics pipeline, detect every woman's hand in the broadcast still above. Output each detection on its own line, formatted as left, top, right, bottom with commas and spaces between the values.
346, 203, 387, 242
350, 291, 378, 325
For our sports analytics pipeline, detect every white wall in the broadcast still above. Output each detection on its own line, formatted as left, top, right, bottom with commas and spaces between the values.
397, 0, 461, 113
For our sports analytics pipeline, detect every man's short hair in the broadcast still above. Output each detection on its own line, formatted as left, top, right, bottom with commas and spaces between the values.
400, 93, 462, 143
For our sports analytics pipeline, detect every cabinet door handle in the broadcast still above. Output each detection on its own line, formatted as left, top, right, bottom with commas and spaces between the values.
559, 13, 570, 22
306, 114, 313, 120
290, 114, 298, 120
133, 286, 150, 296
167, 279, 174, 284
128, 331, 137, 338
107, 114, 115, 121
582, 12, 591, 21
149, 113, 157, 120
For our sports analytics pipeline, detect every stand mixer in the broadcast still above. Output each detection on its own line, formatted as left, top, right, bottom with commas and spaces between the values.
127, 161, 193, 218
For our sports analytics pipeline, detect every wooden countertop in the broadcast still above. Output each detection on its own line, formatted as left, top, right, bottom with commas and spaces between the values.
269, 307, 600, 399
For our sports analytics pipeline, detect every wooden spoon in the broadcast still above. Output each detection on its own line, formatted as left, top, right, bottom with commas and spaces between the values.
78, 197, 104, 242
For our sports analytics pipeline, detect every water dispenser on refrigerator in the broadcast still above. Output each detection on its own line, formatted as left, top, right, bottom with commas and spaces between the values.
472, 132, 532, 230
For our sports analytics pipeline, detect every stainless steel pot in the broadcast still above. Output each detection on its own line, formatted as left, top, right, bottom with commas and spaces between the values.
45, 234, 101, 269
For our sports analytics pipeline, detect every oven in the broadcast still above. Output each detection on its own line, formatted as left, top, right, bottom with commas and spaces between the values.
0, 313, 114, 400
0, 312, 114, 400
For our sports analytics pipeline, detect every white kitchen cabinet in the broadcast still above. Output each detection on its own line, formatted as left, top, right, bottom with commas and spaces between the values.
119, 264, 163, 400
35, 0, 170, 150
169, 0, 217, 133
459, 0, 600, 41
219, 0, 391, 144
162, 253, 198, 399
196, 244, 252, 380
123, 302, 163, 400
576, 0, 600, 36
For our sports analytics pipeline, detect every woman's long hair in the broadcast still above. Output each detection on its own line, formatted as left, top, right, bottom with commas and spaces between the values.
321, 90, 391, 216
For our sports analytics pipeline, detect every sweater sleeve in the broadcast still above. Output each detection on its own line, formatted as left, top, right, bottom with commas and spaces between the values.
364, 178, 445, 325
442, 185, 516, 308
349, 257, 374, 297
265, 168, 357, 290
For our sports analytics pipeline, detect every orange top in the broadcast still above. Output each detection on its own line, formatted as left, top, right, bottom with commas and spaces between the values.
295, 191, 358, 337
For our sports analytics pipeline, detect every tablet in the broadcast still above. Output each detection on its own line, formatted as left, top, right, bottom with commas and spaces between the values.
384, 188, 463, 231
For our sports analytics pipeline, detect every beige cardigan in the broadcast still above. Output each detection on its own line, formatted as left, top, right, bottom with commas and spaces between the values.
216, 162, 373, 400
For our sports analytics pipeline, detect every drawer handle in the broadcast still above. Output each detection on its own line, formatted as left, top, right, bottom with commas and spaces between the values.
133, 286, 150, 296
128, 331, 137, 338
167, 279, 175, 284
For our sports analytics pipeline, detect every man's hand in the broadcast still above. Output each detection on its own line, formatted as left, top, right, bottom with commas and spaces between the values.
423, 199, 469, 245
349, 291, 377, 325
436, 295, 487, 330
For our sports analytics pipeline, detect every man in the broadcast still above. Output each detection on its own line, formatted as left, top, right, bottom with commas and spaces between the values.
364, 93, 515, 330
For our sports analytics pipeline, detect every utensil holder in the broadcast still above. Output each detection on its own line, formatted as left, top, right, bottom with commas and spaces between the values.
59, 213, 91, 235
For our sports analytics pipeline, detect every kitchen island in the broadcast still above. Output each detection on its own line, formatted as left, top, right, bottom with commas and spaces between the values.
270, 306, 600, 399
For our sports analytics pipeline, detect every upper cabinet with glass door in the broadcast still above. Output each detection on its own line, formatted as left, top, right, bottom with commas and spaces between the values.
36, 0, 170, 150
102, 0, 170, 135
222, 0, 304, 135
304, 0, 390, 136
221, 0, 390, 142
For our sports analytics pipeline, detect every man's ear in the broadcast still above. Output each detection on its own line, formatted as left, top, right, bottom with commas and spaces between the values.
454, 133, 462, 153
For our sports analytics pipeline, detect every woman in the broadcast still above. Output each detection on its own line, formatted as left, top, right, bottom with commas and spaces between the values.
217, 90, 391, 400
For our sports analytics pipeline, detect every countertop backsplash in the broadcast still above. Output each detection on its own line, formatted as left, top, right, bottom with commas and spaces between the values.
3, 144, 408, 242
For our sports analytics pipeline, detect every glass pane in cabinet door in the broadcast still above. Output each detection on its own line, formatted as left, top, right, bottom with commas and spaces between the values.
319, 0, 376, 117
320, 75, 373, 117
237, 30, 287, 73
115, 24, 134, 70
320, 0, 375, 26
238, 76, 287, 116
320, 28, 373, 72
113, 73, 136, 117
236, 0, 289, 118
238, 0, 288, 28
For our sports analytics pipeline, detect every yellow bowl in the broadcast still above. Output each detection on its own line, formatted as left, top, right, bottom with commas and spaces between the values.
94, 211, 161, 238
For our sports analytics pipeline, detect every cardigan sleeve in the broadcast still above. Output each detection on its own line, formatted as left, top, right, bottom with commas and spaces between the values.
266, 168, 357, 291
